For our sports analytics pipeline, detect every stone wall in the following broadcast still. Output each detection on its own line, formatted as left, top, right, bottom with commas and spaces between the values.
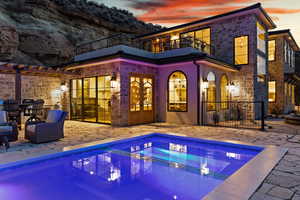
140, 13, 269, 118
21, 75, 63, 106
269, 35, 296, 114
0, 74, 15, 100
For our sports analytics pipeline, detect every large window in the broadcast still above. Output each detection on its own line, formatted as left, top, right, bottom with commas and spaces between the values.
234, 36, 248, 65
130, 77, 141, 112
268, 81, 276, 102
70, 76, 112, 124
292, 85, 295, 104
207, 72, 216, 111
220, 75, 229, 109
180, 28, 211, 54
168, 71, 187, 112
268, 40, 276, 61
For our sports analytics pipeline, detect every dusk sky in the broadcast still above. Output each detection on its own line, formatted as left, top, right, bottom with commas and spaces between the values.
93, 0, 300, 45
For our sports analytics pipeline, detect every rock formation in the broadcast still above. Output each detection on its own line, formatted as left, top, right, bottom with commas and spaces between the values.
0, 0, 161, 66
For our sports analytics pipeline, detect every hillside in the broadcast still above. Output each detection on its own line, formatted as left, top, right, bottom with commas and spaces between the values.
0, 0, 161, 66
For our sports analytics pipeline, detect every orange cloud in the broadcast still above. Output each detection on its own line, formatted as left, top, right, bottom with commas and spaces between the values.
129, 0, 300, 24
266, 8, 300, 14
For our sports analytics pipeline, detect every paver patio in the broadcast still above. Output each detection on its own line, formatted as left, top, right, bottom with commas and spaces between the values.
0, 119, 300, 200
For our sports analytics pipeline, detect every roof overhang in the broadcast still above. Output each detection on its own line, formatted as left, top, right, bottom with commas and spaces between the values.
0, 62, 78, 77
269, 30, 300, 51
63, 52, 238, 73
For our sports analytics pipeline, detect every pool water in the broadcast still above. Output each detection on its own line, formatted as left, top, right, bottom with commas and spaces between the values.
0, 134, 263, 200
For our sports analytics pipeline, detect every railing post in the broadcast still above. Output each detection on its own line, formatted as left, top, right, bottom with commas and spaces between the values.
261, 101, 265, 131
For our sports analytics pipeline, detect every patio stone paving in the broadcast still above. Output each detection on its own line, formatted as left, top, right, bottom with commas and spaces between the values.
0, 119, 300, 200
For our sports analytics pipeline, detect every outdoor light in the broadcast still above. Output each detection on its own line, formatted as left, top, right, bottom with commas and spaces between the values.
202, 78, 209, 90
60, 82, 68, 92
111, 72, 117, 89
226, 82, 235, 93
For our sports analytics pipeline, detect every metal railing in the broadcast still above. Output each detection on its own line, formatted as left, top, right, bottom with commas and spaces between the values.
201, 101, 265, 130
75, 33, 215, 56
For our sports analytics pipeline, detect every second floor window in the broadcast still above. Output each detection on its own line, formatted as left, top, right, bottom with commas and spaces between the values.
268, 40, 276, 61
234, 36, 248, 65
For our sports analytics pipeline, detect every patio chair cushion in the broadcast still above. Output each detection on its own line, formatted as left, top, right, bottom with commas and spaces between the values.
46, 110, 63, 123
26, 124, 36, 133
0, 126, 13, 133
0, 111, 8, 123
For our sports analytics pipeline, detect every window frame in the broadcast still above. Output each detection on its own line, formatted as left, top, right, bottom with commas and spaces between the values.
233, 35, 249, 65
268, 39, 276, 62
167, 71, 188, 112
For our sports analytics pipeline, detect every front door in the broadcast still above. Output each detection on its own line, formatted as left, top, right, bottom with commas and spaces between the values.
129, 74, 154, 125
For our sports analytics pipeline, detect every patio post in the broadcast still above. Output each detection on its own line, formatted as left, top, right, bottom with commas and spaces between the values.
15, 68, 22, 104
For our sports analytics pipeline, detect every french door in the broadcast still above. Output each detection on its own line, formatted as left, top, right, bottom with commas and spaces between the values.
70, 76, 111, 124
129, 74, 154, 125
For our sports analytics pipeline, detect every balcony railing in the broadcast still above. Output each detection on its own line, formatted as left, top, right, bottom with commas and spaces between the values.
75, 33, 215, 56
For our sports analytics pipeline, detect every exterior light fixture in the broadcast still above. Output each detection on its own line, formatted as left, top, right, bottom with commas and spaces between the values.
111, 72, 117, 89
202, 78, 209, 90
227, 82, 235, 92
60, 82, 68, 92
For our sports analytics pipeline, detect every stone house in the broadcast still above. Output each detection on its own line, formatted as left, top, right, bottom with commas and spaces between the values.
268, 30, 300, 114
0, 3, 298, 127
58, 3, 277, 126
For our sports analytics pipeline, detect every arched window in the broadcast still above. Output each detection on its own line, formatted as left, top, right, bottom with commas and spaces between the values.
220, 75, 229, 109
207, 72, 216, 111
168, 71, 187, 112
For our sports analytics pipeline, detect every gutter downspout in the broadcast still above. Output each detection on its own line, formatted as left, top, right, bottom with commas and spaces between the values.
193, 60, 201, 125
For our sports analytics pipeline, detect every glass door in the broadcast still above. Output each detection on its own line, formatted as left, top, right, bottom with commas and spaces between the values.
97, 76, 111, 123
71, 79, 83, 120
129, 74, 154, 125
83, 77, 97, 122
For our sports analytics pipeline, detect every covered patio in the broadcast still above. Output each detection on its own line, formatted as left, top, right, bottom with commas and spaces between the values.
0, 120, 299, 200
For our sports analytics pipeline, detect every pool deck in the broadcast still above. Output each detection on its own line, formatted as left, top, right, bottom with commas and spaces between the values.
0, 119, 300, 200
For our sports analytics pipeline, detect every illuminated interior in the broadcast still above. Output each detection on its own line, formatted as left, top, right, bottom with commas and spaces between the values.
234, 36, 248, 65
70, 76, 112, 123
168, 71, 187, 112
220, 75, 229, 109
268, 81, 276, 102
130, 76, 141, 112
207, 72, 216, 111
268, 40, 276, 61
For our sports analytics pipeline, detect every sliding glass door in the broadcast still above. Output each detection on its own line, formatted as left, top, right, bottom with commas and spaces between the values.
70, 76, 112, 124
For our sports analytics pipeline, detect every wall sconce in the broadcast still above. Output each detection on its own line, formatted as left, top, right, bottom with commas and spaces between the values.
111, 72, 117, 89
202, 78, 209, 90
226, 82, 235, 93
60, 82, 68, 92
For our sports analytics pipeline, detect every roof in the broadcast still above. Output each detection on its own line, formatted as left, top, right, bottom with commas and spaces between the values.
136, 3, 276, 39
60, 45, 237, 72
269, 29, 300, 51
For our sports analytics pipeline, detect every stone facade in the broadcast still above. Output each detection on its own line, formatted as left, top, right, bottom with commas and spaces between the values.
268, 34, 297, 114
140, 13, 269, 118
0, 72, 65, 110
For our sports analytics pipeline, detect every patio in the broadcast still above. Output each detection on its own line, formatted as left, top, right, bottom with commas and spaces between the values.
0, 119, 299, 199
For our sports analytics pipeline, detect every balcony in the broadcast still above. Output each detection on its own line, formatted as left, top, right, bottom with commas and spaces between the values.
75, 33, 215, 56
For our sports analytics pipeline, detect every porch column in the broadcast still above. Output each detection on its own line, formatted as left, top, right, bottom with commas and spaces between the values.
15, 69, 21, 103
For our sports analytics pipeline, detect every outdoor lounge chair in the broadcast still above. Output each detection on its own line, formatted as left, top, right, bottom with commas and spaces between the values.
25, 110, 68, 144
0, 111, 19, 150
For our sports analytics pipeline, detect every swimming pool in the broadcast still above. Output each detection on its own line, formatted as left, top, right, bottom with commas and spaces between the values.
0, 133, 277, 200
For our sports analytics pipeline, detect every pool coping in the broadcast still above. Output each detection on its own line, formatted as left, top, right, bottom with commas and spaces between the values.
0, 132, 287, 200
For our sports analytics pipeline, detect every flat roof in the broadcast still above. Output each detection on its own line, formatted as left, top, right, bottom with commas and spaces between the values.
136, 3, 276, 39
58, 45, 237, 72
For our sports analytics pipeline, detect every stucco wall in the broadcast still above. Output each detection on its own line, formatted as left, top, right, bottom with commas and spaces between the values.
158, 62, 198, 125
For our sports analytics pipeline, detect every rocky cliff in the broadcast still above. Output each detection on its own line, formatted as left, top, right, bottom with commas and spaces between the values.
0, 0, 161, 66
